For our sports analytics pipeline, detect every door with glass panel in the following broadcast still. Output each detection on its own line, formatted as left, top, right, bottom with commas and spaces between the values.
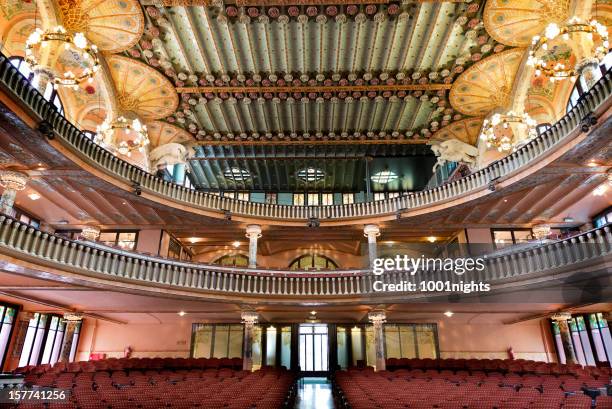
299, 324, 329, 375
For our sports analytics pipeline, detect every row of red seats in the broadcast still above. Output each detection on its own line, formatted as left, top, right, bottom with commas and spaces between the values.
386, 358, 612, 379
334, 368, 612, 409
14, 357, 243, 375
12, 363, 296, 409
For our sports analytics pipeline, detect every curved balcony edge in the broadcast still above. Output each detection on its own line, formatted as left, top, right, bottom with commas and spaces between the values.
0, 215, 609, 304
0, 54, 611, 223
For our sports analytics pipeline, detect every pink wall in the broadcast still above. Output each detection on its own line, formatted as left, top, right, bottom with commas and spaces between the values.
77, 318, 556, 363
77, 320, 192, 361
437, 319, 555, 362
136, 229, 162, 255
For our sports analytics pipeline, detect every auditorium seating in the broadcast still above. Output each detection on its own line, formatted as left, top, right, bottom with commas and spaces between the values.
10, 358, 296, 409
334, 359, 612, 409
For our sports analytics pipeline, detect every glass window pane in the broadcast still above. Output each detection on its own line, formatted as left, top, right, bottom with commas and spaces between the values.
213, 325, 229, 358
265, 326, 277, 366
493, 231, 513, 247
513, 230, 532, 243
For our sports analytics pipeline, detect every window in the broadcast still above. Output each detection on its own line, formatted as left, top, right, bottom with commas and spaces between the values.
293, 194, 305, 206
99, 231, 138, 251
13, 208, 41, 229
593, 207, 612, 228
223, 192, 236, 199
388, 192, 399, 199
214, 254, 249, 267
168, 236, 182, 260
289, 254, 338, 270
536, 123, 552, 136
40, 316, 65, 366
237, 192, 249, 201
19, 313, 48, 367
0, 304, 17, 369
321, 193, 333, 206
342, 193, 354, 205
588, 312, 612, 363
491, 228, 533, 249
384, 324, 439, 360
9, 57, 64, 115
307, 193, 319, 206
374, 193, 386, 201
265, 193, 277, 204
192, 324, 244, 359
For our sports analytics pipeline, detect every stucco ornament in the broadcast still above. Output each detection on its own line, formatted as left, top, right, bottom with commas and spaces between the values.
430, 139, 479, 171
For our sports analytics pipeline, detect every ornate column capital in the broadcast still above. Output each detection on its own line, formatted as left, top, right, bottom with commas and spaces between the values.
245, 224, 262, 239
62, 312, 84, 323
363, 224, 380, 239
550, 312, 572, 322
368, 310, 387, 326
241, 311, 259, 327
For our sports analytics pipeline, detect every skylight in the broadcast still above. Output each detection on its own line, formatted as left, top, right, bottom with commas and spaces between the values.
297, 167, 325, 182
224, 167, 251, 181
370, 170, 398, 184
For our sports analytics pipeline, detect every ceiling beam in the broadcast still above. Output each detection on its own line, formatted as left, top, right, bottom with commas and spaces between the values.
177, 83, 451, 94
149, 0, 467, 5
194, 139, 429, 146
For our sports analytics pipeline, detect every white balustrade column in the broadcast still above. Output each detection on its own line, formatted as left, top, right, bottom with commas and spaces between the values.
245, 225, 262, 268
363, 224, 380, 269
0, 171, 29, 216
368, 311, 386, 371
241, 311, 258, 371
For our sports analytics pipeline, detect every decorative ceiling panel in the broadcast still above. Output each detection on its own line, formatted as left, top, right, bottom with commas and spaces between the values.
125, 0, 501, 143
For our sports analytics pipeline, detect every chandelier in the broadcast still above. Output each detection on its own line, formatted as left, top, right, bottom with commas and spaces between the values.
0, 170, 29, 191
25, 26, 100, 89
532, 223, 551, 240
95, 116, 149, 157
480, 112, 538, 152
81, 225, 100, 241
527, 18, 609, 82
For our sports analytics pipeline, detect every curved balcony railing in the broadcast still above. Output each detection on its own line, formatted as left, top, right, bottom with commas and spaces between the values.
0, 215, 609, 300
0, 54, 610, 221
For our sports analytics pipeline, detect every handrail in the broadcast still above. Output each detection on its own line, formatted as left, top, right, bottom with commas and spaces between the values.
0, 54, 611, 222
0, 215, 608, 299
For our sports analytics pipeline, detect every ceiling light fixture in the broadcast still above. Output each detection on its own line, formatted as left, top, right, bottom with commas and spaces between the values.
28, 193, 41, 200
25, 26, 100, 89
188, 237, 198, 244
178, 311, 186, 317
232, 241, 241, 248
427, 236, 437, 243
371, 170, 398, 184
95, 116, 149, 157
297, 167, 325, 182
528, 18, 609, 83
444, 311, 454, 317
480, 112, 537, 152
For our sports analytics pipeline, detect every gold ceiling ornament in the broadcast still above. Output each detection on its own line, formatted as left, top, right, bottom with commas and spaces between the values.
449, 48, 525, 116
106, 55, 178, 120
429, 117, 484, 146
532, 223, 551, 240
24, 26, 100, 89
527, 17, 609, 84
479, 111, 538, 152
57, 0, 144, 53
95, 114, 150, 157
483, 0, 572, 47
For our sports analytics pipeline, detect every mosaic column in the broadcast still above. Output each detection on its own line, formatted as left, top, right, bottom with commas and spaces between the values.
363, 224, 381, 269
245, 225, 262, 268
241, 311, 258, 371
0, 170, 29, 216
59, 314, 82, 363
551, 313, 577, 365
368, 310, 386, 371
